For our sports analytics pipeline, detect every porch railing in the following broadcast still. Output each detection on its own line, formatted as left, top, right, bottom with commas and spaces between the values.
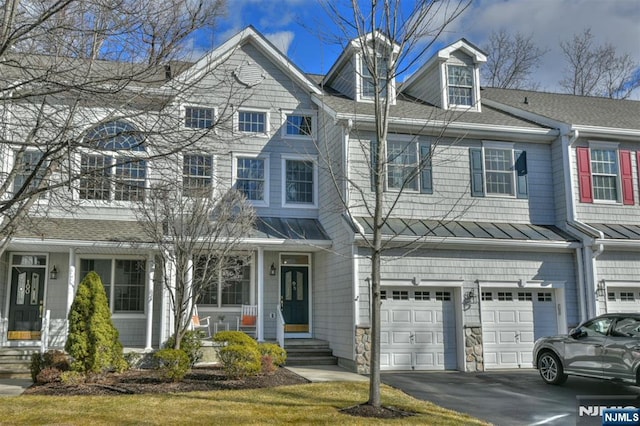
276, 305, 285, 348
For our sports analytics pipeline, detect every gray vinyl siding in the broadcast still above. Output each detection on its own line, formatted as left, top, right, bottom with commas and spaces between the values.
356, 248, 579, 329
596, 251, 640, 281
113, 318, 147, 347
326, 56, 357, 100
262, 251, 281, 340
347, 131, 556, 224
573, 138, 640, 223
403, 62, 442, 108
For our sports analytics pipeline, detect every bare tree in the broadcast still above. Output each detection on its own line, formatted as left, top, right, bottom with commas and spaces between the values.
559, 28, 640, 99
136, 179, 255, 349
319, 0, 471, 409
481, 29, 547, 89
0, 0, 228, 255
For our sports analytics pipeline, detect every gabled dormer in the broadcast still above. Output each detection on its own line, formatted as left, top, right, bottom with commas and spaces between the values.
323, 31, 400, 104
402, 39, 486, 112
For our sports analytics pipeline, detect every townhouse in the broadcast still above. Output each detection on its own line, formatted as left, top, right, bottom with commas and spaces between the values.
1, 26, 638, 374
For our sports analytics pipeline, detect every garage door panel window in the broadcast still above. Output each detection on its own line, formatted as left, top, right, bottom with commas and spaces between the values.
481, 292, 492, 301
538, 292, 552, 302
518, 292, 532, 301
392, 290, 409, 300
435, 291, 451, 301
498, 292, 513, 301
415, 291, 430, 300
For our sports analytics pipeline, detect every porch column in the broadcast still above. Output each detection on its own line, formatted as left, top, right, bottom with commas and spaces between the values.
66, 248, 76, 316
145, 253, 155, 350
159, 252, 175, 346
257, 248, 264, 342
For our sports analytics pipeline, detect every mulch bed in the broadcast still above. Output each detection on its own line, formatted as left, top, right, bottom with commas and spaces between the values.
23, 366, 414, 419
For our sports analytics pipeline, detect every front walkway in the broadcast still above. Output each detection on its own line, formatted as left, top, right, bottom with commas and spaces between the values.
285, 365, 368, 383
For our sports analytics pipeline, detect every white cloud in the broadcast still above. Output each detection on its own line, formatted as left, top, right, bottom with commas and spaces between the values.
265, 31, 295, 55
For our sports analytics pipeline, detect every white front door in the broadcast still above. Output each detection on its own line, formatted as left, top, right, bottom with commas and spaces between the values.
380, 287, 457, 370
481, 288, 557, 369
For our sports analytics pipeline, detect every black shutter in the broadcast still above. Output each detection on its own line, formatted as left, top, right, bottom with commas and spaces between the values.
515, 150, 528, 199
419, 143, 433, 194
469, 147, 484, 197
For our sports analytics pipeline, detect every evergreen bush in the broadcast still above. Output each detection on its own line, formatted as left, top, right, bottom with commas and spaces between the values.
218, 344, 261, 379
164, 330, 203, 366
213, 330, 258, 348
65, 271, 128, 373
154, 349, 190, 382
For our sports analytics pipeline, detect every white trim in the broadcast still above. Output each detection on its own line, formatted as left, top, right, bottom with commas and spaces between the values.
481, 143, 517, 198
279, 253, 313, 338
235, 107, 270, 137
232, 152, 270, 207
603, 281, 640, 288
180, 104, 217, 130
280, 109, 317, 140
381, 279, 463, 288
281, 154, 319, 209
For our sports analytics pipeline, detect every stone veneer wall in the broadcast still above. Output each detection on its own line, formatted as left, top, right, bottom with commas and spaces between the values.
355, 326, 371, 374
464, 325, 484, 372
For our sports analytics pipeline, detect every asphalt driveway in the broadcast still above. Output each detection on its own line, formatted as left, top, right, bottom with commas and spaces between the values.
382, 369, 640, 425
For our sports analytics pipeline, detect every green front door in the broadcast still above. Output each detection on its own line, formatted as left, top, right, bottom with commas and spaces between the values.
281, 266, 309, 333
8, 265, 46, 340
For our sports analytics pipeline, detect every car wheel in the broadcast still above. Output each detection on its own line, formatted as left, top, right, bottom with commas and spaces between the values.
538, 352, 567, 385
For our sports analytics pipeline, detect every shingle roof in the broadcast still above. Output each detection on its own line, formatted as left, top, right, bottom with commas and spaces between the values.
482, 87, 640, 131
355, 217, 576, 242
316, 91, 549, 129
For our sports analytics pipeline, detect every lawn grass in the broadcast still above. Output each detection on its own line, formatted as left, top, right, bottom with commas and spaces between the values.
0, 382, 488, 425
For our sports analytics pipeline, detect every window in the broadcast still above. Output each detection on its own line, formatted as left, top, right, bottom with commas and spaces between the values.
620, 292, 635, 301
284, 113, 313, 137
184, 107, 214, 129
238, 110, 267, 133
435, 291, 451, 301
13, 150, 46, 196
611, 317, 640, 338
392, 290, 409, 300
360, 55, 388, 99
235, 156, 267, 204
481, 291, 493, 301
198, 258, 251, 307
470, 145, 528, 198
608, 292, 616, 301
497, 292, 513, 301
183, 154, 213, 197
414, 291, 430, 301
582, 317, 612, 337
283, 158, 316, 206
375, 139, 432, 193
79, 258, 146, 313
537, 292, 552, 302
80, 121, 146, 202
518, 292, 532, 301
447, 65, 473, 107
576, 145, 633, 204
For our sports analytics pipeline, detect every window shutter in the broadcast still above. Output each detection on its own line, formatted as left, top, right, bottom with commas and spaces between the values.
469, 148, 484, 197
419, 143, 433, 194
620, 150, 634, 205
576, 147, 593, 203
370, 140, 378, 192
514, 150, 528, 199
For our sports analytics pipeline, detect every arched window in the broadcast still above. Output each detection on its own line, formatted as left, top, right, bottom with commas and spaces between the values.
84, 120, 145, 151
79, 120, 146, 202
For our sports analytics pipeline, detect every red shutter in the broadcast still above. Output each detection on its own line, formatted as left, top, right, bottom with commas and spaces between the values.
620, 150, 634, 205
577, 147, 593, 203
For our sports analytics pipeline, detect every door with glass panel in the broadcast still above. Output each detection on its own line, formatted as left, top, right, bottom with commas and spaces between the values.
8, 255, 47, 340
281, 266, 309, 333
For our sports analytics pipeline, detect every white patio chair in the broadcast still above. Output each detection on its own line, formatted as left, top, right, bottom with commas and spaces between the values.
236, 304, 257, 337
191, 306, 211, 338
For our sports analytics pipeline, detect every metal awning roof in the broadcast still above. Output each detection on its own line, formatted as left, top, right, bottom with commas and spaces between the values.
355, 217, 576, 242
588, 223, 640, 240
253, 217, 330, 240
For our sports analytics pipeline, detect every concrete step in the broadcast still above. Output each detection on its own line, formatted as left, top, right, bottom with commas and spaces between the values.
284, 339, 337, 366
0, 348, 38, 379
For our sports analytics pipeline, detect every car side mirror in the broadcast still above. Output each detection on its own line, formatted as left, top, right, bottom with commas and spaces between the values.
570, 328, 586, 339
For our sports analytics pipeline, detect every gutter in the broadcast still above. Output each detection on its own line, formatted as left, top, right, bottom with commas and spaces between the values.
562, 128, 604, 319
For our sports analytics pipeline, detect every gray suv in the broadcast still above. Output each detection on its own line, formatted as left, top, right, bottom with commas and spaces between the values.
533, 313, 640, 385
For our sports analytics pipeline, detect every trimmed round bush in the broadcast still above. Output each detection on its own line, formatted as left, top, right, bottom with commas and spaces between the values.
218, 344, 261, 379
213, 330, 258, 348
258, 343, 287, 367
164, 330, 203, 366
154, 349, 190, 382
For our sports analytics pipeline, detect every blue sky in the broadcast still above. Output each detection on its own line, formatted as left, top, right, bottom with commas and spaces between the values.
194, 0, 640, 94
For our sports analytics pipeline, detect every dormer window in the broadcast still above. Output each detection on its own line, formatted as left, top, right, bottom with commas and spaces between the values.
361, 55, 388, 99
447, 65, 473, 107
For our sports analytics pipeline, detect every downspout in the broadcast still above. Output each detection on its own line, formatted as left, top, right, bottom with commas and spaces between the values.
563, 128, 604, 320
343, 119, 353, 206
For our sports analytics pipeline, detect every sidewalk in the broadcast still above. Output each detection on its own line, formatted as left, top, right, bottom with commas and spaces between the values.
0, 379, 31, 396
285, 365, 368, 383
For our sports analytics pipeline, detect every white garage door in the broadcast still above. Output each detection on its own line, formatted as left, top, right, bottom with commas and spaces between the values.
380, 288, 457, 371
606, 288, 640, 313
481, 289, 557, 369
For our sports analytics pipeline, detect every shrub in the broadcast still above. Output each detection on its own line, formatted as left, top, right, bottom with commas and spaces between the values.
154, 349, 190, 382
60, 371, 85, 385
261, 355, 276, 374
218, 344, 261, 379
30, 350, 71, 383
35, 367, 62, 384
258, 343, 287, 368
164, 330, 203, 366
65, 271, 127, 374
213, 331, 258, 348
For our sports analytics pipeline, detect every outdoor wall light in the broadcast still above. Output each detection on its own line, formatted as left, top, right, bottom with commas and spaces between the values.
50, 265, 58, 280
465, 288, 477, 304
596, 280, 606, 298
269, 263, 276, 276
